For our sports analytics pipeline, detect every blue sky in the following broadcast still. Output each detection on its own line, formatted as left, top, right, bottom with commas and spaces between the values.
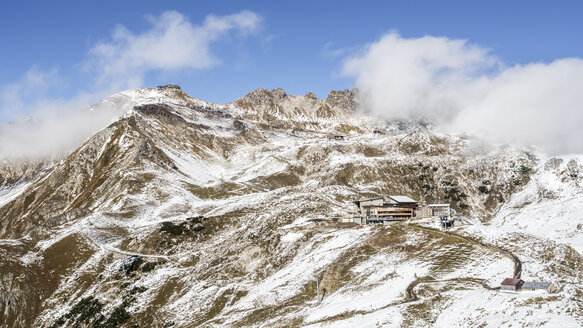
1, 0, 582, 120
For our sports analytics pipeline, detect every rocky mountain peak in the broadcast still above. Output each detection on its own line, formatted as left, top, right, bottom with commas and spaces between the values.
234, 87, 360, 115
156, 84, 181, 91
237, 88, 287, 107
326, 88, 360, 111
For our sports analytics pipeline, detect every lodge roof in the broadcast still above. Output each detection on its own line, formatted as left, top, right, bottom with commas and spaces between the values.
354, 196, 418, 207
355, 197, 384, 202
388, 196, 418, 204
501, 278, 524, 286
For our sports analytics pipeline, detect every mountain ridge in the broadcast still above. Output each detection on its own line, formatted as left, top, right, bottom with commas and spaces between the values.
0, 86, 581, 327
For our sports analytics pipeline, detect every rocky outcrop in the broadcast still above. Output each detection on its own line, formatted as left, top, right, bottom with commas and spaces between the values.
236, 88, 287, 108
134, 103, 188, 124
305, 91, 317, 99
326, 88, 360, 111
232, 88, 363, 131
0, 160, 50, 189
156, 84, 181, 90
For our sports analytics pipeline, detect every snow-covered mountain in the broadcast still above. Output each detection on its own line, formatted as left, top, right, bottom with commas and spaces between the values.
0, 86, 581, 327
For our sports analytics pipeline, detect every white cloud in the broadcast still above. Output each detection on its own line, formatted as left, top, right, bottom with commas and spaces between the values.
343, 32, 583, 154
0, 96, 124, 160
0, 66, 122, 160
88, 10, 261, 90
0, 10, 261, 160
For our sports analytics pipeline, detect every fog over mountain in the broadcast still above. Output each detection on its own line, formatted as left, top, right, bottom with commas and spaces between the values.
343, 32, 583, 154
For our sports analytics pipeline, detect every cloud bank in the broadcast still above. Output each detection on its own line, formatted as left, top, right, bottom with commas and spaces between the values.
0, 96, 125, 162
343, 32, 583, 154
0, 10, 261, 160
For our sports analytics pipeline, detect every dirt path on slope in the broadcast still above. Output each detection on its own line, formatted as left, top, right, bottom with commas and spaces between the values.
403, 277, 500, 303
307, 276, 500, 326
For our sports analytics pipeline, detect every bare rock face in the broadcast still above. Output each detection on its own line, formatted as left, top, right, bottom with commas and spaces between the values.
237, 88, 287, 108
230, 87, 367, 134
270, 87, 287, 100
326, 88, 360, 111
567, 159, 580, 178
134, 103, 188, 124
545, 157, 563, 171
156, 84, 181, 90
0, 160, 50, 189
305, 91, 317, 99
238, 87, 360, 113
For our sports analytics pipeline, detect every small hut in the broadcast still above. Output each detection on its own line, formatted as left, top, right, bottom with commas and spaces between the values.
500, 278, 524, 291
428, 204, 451, 217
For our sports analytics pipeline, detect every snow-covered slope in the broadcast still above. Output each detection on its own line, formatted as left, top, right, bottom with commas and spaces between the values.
490, 155, 583, 253
0, 86, 581, 327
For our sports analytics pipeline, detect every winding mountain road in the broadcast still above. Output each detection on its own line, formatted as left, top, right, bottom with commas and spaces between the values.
390, 222, 520, 304
307, 222, 523, 325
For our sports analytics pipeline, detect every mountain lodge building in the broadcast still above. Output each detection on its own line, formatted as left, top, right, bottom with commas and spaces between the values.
417, 204, 452, 218
354, 196, 418, 224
